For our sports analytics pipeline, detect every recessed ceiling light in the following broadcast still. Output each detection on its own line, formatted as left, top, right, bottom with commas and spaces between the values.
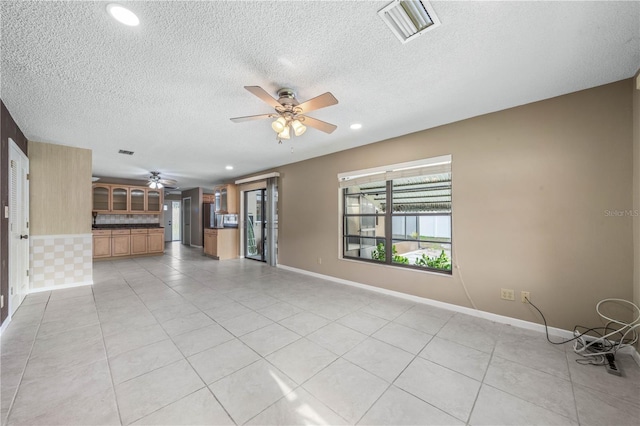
107, 3, 140, 26
225, 165, 234, 170
350, 123, 362, 130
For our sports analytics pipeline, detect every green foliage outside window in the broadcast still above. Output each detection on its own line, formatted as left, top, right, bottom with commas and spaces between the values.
373, 243, 452, 270
371, 243, 409, 264
415, 250, 452, 270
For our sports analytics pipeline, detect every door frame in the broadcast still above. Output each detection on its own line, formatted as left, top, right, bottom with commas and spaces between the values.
8, 137, 29, 317
182, 197, 191, 246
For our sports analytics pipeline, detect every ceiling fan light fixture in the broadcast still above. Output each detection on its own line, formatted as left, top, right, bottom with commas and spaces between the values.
271, 117, 287, 133
291, 120, 306, 136
278, 126, 291, 140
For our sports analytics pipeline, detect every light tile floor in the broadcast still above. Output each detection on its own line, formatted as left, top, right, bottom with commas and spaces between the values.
1, 243, 639, 425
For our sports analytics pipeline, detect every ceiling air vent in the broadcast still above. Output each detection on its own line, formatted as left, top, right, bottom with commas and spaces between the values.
118, 149, 134, 155
378, 0, 440, 44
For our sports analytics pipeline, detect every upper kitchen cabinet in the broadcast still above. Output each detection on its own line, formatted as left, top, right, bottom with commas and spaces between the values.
147, 189, 162, 212
93, 184, 164, 214
111, 186, 129, 212
92, 185, 111, 212
130, 188, 146, 212
214, 184, 238, 213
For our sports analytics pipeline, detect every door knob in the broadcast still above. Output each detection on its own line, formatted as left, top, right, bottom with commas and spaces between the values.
20, 234, 28, 240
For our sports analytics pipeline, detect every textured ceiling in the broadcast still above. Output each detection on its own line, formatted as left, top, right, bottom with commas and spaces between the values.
1, 1, 639, 190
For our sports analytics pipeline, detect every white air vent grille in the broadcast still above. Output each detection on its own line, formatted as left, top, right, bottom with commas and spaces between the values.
378, 0, 440, 44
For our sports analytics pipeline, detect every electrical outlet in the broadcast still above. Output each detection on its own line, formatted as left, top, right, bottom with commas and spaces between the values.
500, 288, 515, 301
317, 257, 322, 265
521, 291, 530, 303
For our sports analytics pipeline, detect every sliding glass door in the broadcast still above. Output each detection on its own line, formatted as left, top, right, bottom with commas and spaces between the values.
245, 189, 266, 261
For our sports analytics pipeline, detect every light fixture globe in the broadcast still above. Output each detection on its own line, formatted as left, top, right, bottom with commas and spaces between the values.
271, 117, 287, 133
278, 125, 291, 140
291, 120, 306, 136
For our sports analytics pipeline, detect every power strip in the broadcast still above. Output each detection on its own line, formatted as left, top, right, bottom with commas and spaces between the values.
605, 353, 622, 376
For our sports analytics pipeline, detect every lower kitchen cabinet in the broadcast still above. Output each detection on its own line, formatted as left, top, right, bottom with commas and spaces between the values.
204, 228, 238, 260
148, 229, 164, 253
93, 230, 112, 258
93, 227, 164, 259
131, 229, 148, 255
111, 230, 131, 257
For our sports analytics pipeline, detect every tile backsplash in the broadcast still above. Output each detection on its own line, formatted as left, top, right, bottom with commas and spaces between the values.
95, 214, 160, 225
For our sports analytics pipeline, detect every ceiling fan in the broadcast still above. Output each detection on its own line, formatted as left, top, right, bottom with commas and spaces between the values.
230, 86, 338, 142
148, 171, 177, 189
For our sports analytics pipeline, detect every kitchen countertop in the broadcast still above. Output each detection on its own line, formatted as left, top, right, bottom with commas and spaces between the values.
92, 224, 163, 229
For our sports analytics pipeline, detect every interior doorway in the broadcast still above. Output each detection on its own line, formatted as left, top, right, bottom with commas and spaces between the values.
8, 138, 29, 316
244, 189, 266, 262
182, 197, 191, 246
163, 200, 181, 242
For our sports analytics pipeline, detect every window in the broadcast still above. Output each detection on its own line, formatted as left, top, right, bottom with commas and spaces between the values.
340, 155, 452, 274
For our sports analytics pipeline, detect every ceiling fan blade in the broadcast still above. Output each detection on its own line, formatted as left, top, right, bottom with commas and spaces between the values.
296, 92, 338, 114
230, 113, 275, 123
159, 178, 178, 185
244, 86, 282, 109
302, 116, 337, 134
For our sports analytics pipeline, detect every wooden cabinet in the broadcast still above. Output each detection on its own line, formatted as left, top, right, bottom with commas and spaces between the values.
130, 188, 146, 212
130, 229, 148, 254
93, 185, 111, 212
213, 184, 238, 213
111, 230, 131, 256
93, 227, 164, 259
204, 228, 238, 260
92, 184, 164, 214
92, 230, 112, 258
111, 187, 129, 213
204, 228, 217, 256
147, 190, 162, 213
148, 229, 164, 253
202, 194, 215, 203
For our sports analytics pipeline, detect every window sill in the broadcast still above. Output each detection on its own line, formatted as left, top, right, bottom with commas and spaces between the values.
338, 256, 454, 278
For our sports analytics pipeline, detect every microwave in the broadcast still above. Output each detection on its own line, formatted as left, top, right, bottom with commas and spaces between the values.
221, 214, 238, 228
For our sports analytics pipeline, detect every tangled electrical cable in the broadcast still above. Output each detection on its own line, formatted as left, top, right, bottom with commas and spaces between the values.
527, 297, 640, 367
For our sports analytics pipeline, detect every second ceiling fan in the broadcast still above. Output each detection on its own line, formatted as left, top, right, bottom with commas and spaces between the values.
230, 86, 338, 141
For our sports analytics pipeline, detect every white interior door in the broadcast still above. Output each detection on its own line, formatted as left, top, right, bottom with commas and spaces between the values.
163, 201, 172, 242
9, 138, 29, 315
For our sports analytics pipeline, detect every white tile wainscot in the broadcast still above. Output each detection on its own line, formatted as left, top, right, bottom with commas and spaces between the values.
29, 234, 93, 292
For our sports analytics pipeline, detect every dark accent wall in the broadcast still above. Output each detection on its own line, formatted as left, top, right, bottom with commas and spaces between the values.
1, 100, 28, 326
181, 188, 203, 247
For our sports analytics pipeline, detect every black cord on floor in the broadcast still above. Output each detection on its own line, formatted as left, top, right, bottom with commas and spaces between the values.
525, 296, 603, 345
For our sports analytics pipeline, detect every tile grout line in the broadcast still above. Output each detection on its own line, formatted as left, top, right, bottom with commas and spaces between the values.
3, 292, 50, 425
94, 281, 126, 425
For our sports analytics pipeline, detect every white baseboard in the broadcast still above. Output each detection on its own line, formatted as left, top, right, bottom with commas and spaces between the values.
276, 264, 617, 343
29, 280, 93, 294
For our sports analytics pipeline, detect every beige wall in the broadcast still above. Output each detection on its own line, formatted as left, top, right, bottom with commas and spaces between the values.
29, 141, 92, 235
633, 71, 640, 316
271, 80, 634, 331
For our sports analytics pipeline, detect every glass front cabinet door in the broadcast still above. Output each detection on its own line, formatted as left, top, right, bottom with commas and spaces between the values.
130, 188, 145, 212
111, 187, 129, 212
93, 185, 111, 212
147, 189, 162, 213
